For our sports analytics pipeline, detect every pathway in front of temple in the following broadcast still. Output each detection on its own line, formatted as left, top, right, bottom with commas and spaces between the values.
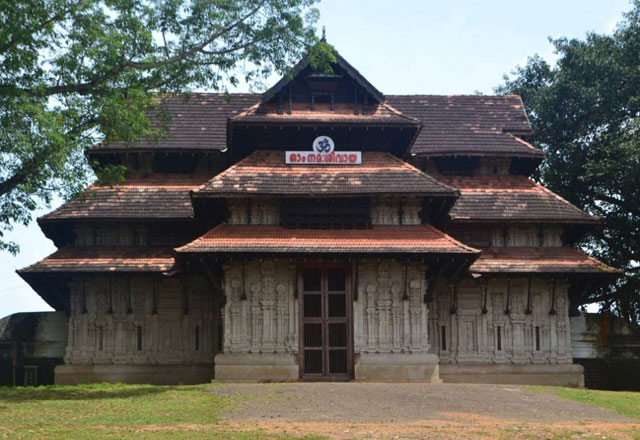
209, 382, 639, 439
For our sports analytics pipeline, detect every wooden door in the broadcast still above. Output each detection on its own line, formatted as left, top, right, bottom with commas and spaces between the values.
299, 264, 353, 380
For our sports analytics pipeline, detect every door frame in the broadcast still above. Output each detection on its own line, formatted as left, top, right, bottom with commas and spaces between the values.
298, 262, 354, 381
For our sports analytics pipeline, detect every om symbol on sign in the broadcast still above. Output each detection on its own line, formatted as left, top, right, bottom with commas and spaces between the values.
312, 136, 334, 153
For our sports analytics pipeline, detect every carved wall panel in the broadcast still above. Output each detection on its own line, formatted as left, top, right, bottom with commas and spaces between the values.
354, 260, 429, 354
430, 277, 573, 365
221, 259, 298, 354
64, 275, 218, 366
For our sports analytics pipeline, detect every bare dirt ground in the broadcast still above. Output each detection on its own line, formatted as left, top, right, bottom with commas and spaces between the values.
209, 383, 640, 439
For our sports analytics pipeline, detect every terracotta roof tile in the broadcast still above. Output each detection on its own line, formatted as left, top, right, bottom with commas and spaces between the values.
438, 175, 597, 223
470, 247, 621, 274
93, 93, 538, 156
387, 95, 543, 158
232, 101, 419, 125
175, 225, 480, 255
93, 94, 257, 152
40, 175, 207, 221
194, 150, 456, 197
18, 246, 175, 273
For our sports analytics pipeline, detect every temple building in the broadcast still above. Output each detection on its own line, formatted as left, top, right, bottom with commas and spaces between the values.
17, 45, 621, 386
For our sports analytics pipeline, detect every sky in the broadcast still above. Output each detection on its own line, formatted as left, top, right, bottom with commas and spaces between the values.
0, 0, 633, 319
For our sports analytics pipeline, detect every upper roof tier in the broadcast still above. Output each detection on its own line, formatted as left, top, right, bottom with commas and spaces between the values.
231, 101, 418, 126
39, 175, 206, 222
91, 45, 541, 160
94, 93, 257, 153
91, 93, 540, 159
439, 175, 598, 224
193, 150, 457, 197
386, 95, 541, 158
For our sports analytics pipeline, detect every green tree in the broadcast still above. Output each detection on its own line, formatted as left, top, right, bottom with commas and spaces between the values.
497, 2, 640, 324
0, 0, 319, 254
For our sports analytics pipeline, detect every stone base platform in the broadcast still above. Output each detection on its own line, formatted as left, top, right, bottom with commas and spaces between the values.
55, 364, 214, 385
355, 353, 441, 382
214, 353, 298, 382
439, 363, 585, 387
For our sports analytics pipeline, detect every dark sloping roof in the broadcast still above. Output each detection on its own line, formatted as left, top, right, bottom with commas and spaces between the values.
92, 93, 257, 152
387, 95, 544, 158
231, 101, 419, 125
194, 150, 457, 197
470, 247, 621, 274
175, 225, 480, 254
91, 93, 540, 157
17, 247, 175, 273
263, 50, 385, 103
39, 175, 207, 221
438, 175, 598, 224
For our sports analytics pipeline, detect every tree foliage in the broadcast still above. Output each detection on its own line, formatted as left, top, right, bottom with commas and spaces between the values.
0, 0, 319, 253
497, 2, 640, 324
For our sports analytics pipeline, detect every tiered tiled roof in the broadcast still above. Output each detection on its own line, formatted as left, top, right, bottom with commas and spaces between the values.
92, 93, 257, 152
176, 225, 479, 255
39, 175, 207, 221
387, 95, 544, 158
469, 247, 621, 274
231, 102, 419, 125
90, 93, 542, 158
18, 247, 175, 273
438, 175, 598, 223
194, 150, 457, 197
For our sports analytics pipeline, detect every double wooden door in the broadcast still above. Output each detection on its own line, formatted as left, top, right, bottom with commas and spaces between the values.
299, 264, 353, 380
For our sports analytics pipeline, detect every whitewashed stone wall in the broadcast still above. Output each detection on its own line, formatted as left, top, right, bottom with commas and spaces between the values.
65, 276, 218, 365
221, 259, 298, 354
354, 260, 429, 353
430, 277, 573, 365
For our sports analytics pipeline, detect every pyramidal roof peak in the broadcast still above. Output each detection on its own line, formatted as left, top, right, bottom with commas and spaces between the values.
261, 40, 384, 104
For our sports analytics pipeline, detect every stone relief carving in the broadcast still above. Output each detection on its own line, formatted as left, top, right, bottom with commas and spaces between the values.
432, 278, 573, 365
223, 259, 297, 355
65, 276, 217, 366
356, 260, 429, 354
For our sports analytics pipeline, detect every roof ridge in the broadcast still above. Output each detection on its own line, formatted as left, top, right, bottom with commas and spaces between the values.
174, 224, 221, 252
534, 181, 598, 220
506, 133, 545, 154
193, 152, 260, 193
425, 224, 481, 253
386, 94, 524, 99
231, 101, 261, 120
380, 102, 421, 124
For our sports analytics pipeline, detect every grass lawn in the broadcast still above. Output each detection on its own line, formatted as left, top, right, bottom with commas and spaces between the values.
525, 386, 640, 419
0, 383, 319, 439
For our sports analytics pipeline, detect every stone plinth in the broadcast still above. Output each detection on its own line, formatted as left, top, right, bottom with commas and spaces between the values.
355, 353, 441, 382
55, 364, 213, 385
439, 363, 584, 387
214, 353, 298, 382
